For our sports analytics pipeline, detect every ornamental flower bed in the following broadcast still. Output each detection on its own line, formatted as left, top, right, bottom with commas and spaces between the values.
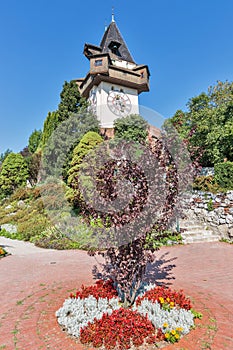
56, 280, 201, 349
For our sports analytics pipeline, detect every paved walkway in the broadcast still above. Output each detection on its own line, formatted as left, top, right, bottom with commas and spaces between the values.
0, 238, 232, 350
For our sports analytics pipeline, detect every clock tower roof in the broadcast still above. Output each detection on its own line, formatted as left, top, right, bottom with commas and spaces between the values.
100, 21, 135, 64
78, 17, 150, 99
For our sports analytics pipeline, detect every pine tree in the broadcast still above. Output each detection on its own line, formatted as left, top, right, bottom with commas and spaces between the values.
57, 80, 87, 123
41, 111, 59, 149
28, 129, 42, 153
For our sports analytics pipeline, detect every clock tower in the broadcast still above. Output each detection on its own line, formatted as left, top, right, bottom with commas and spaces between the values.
76, 15, 150, 135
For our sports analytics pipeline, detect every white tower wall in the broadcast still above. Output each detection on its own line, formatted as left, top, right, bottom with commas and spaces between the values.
91, 81, 139, 128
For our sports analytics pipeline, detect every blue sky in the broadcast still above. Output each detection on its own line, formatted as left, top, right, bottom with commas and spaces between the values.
0, 0, 233, 153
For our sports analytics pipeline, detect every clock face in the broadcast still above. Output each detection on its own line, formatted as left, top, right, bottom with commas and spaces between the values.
107, 90, 132, 116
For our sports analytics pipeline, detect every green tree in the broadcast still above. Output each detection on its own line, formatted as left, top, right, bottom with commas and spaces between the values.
41, 112, 100, 178
57, 80, 87, 123
28, 129, 42, 153
0, 153, 29, 197
27, 151, 42, 186
68, 131, 103, 189
0, 149, 12, 167
40, 81, 87, 150
20, 146, 31, 158
19, 145, 41, 186
166, 81, 233, 166
41, 111, 59, 149
114, 114, 148, 144
214, 161, 233, 190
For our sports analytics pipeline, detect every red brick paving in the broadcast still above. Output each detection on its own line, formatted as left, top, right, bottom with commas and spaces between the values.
0, 242, 232, 350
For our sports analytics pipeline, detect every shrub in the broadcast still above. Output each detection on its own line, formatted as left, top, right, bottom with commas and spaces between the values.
10, 187, 32, 201
0, 228, 23, 240
68, 131, 103, 188
145, 230, 183, 249
32, 227, 80, 250
0, 153, 29, 197
214, 161, 233, 190
17, 212, 50, 241
192, 175, 224, 193
114, 114, 148, 144
207, 198, 214, 211
67, 131, 103, 208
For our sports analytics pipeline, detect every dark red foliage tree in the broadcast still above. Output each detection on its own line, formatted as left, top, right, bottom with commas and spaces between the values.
71, 126, 193, 306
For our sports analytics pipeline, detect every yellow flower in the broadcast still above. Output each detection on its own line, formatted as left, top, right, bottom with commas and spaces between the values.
170, 301, 175, 307
176, 327, 183, 332
171, 329, 176, 335
175, 333, 180, 339
159, 297, 164, 304
166, 297, 170, 302
163, 322, 169, 328
165, 333, 170, 339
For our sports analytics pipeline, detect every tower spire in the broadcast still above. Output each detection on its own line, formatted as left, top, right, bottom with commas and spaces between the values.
112, 6, 115, 22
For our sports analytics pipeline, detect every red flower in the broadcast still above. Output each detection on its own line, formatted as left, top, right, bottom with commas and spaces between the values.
70, 279, 117, 300
80, 307, 162, 349
136, 286, 192, 310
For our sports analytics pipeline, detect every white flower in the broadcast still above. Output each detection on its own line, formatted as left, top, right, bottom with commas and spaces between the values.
56, 296, 120, 337
134, 299, 194, 335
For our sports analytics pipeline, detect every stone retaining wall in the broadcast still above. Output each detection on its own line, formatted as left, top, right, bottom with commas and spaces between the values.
184, 191, 233, 240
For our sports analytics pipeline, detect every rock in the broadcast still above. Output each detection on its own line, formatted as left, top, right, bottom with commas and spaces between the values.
228, 228, 233, 237
226, 215, 233, 224
26, 180, 32, 188
17, 200, 25, 208
194, 208, 202, 214
219, 224, 229, 239
1, 224, 17, 234
227, 191, 233, 201
215, 207, 224, 215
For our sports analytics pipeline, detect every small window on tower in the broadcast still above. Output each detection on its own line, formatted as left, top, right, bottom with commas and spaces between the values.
95, 59, 103, 67
111, 86, 115, 90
